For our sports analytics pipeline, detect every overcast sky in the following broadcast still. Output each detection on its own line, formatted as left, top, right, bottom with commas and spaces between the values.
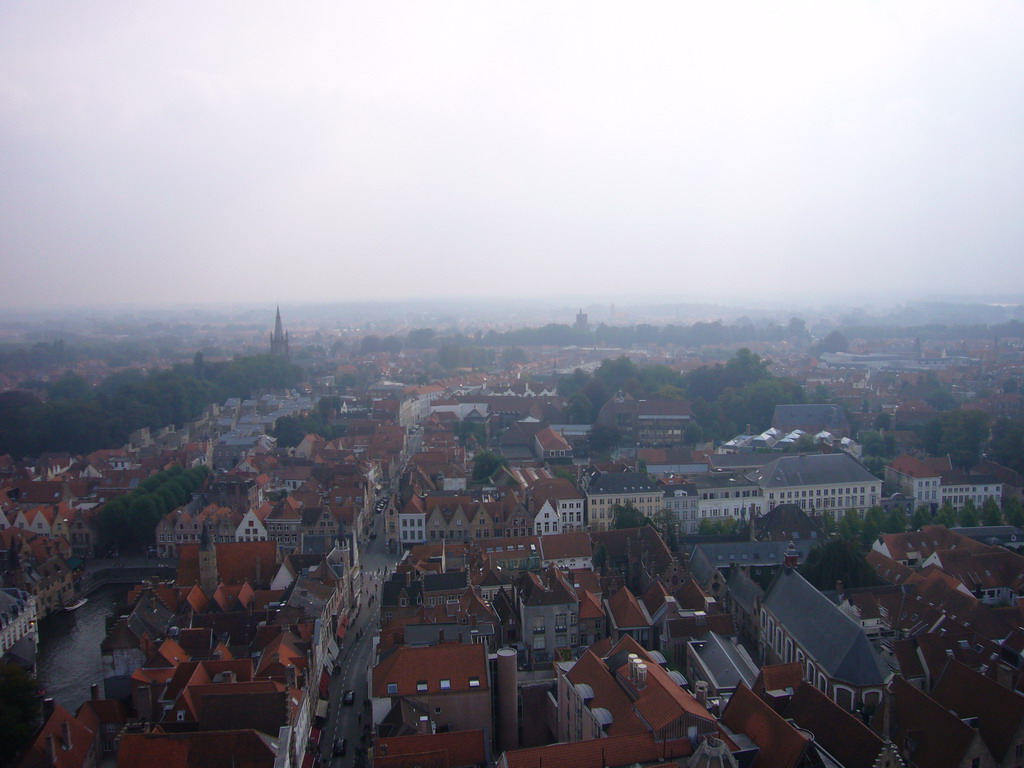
2, 2, 1022, 310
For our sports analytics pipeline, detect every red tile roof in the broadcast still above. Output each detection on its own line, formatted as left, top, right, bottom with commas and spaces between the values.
117, 729, 277, 768
371, 643, 488, 697
720, 684, 809, 768
177, 540, 278, 588
376, 729, 487, 768
502, 732, 692, 768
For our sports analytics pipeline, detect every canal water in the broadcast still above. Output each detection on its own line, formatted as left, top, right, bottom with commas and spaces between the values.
35, 584, 129, 712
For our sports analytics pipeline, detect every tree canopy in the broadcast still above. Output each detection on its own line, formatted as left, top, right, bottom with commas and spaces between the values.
0, 354, 303, 459
798, 539, 880, 591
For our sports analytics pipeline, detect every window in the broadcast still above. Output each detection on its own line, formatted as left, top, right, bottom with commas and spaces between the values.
417, 680, 428, 692
440, 679, 451, 691
468, 677, 480, 688
387, 683, 398, 694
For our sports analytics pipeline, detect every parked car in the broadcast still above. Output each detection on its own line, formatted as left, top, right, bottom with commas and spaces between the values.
343, 689, 355, 706
333, 738, 347, 756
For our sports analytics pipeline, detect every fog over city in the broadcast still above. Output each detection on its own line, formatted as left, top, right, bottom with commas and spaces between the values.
2, 2, 1023, 310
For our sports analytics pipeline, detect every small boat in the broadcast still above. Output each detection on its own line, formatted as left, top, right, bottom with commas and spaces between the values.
65, 598, 88, 611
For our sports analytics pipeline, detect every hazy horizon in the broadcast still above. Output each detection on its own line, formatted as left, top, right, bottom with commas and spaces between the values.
3, 2, 1023, 309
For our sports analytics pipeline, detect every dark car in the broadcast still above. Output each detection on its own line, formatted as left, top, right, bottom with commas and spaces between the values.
343, 689, 355, 706
333, 738, 347, 756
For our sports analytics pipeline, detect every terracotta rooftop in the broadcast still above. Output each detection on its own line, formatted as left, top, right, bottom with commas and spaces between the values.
371, 643, 488, 698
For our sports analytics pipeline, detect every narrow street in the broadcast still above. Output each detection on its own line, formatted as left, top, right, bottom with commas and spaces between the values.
323, 508, 401, 765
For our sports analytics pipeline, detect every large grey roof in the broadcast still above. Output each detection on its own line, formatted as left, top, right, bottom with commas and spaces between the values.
763, 568, 889, 687
689, 540, 812, 569
587, 471, 657, 495
749, 453, 878, 489
705, 454, 776, 472
422, 571, 468, 593
689, 632, 759, 691
726, 569, 764, 614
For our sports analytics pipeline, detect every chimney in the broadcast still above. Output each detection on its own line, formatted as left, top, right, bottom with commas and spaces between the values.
42, 697, 56, 722
285, 664, 297, 689
61, 719, 72, 749
695, 680, 709, 705
46, 734, 58, 764
91, 683, 100, 701
784, 541, 799, 568
636, 663, 648, 689
835, 580, 845, 601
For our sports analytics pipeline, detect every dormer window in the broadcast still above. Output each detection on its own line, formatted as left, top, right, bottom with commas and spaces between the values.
387, 683, 398, 694
468, 677, 480, 688
440, 679, 451, 691
417, 680, 428, 692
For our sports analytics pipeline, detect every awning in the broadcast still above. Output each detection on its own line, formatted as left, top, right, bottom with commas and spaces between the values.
309, 727, 322, 746
318, 669, 330, 699
336, 622, 348, 640
301, 754, 315, 768
315, 699, 329, 720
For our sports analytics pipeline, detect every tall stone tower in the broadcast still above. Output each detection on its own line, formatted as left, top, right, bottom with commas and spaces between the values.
198, 524, 219, 595
270, 306, 290, 359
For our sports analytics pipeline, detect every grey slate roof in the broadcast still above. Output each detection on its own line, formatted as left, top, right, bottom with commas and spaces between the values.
762, 568, 889, 687
689, 540, 812, 570
748, 453, 878, 489
382, 577, 422, 607
688, 632, 759, 691
705, 454, 777, 472
422, 571, 469, 593
587, 471, 657, 495
726, 569, 764, 614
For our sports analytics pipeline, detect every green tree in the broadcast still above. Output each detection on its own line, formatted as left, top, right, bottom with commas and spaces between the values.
936, 501, 957, 528
612, 503, 648, 529
799, 539, 879, 590
981, 497, 1002, 526
957, 498, 979, 528
0, 663, 41, 766
920, 410, 990, 470
861, 505, 886, 548
588, 424, 621, 456
567, 392, 593, 425
472, 450, 507, 482
593, 543, 608, 571
911, 504, 932, 530
837, 509, 862, 542
698, 517, 739, 536
1003, 496, 1024, 528
683, 422, 704, 445
885, 504, 909, 534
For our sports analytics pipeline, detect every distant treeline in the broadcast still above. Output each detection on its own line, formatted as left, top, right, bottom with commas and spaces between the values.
364, 318, 1024, 356
0, 354, 302, 459
557, 350, 806, 442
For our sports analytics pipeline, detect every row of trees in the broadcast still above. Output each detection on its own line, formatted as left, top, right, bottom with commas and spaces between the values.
96, 465, 210, 552
558, 349, 807, 442
0, 354, 303, 459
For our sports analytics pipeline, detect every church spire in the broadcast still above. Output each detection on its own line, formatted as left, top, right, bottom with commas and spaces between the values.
270, 306, 290, 359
